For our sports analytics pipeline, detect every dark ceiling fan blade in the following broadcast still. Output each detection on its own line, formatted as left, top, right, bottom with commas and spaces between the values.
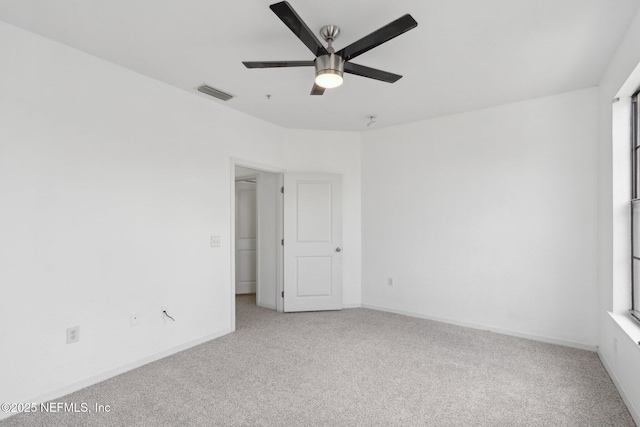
243, 60, 315, 68
310, 83, 325, 95
270, 1, 328, 57
344, 62, 402, 83
336, 14, 418, 61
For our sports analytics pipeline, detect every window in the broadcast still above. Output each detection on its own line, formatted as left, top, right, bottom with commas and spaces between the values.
631, 90, 640, 323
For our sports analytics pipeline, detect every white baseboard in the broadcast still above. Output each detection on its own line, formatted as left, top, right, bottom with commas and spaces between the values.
598, 350, 640, 425
0, 328, 232, 422
342, 303, 362, 309
361, 303, 597, 352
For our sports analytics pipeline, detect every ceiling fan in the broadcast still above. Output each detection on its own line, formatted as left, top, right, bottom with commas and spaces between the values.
242, 1, 418, 95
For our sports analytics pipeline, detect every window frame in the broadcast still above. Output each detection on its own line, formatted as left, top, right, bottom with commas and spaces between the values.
631, 89, 640, 323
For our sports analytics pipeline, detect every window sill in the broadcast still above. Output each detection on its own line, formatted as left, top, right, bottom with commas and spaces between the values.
608, 311, 640, 345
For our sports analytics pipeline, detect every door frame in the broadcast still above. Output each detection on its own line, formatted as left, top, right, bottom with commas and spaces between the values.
230, 158, 284, 332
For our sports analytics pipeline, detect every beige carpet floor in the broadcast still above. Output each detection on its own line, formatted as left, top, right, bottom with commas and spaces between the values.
2, 294, 635, 426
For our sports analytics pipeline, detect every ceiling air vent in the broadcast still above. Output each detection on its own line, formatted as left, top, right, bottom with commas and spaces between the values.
197, 85, 234, 101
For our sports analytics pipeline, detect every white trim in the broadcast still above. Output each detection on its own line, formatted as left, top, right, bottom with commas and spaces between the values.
361, 304, 597, 351
276, 173, 284, 313
230, 161, 237, 331
0, 328, 232, 422
609, 311, 640, 344
342, 303, 362, 309
598, 350, 640, 425
230, 157, 285, 174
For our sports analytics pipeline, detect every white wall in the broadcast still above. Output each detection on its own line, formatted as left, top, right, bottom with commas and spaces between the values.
0, 20, 282, 407
597, 5, 640, 423
282, 130, 362, 307
0, 21, 362, 412
361, 88, 599, 349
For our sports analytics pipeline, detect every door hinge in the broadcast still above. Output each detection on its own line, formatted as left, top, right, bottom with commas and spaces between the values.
280, 186, 284, 194
281, 239, 284, 246
281, 291, 284, 298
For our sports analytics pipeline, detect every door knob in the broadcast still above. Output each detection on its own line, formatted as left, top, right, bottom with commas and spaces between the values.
336, 247, 342, 252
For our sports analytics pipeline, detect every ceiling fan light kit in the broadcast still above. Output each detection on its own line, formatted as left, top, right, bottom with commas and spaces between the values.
242, 1, 417, 95
315, 54, 344, 89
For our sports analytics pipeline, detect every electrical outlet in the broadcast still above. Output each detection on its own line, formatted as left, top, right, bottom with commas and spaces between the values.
66, 326, 79, 344
387, 277, 394, 287
130, 313, 140, 326
210, 236, 221, 247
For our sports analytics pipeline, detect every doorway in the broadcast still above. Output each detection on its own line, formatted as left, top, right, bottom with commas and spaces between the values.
234, 173, 257, 295
233, 164, 284, 328
230, 161, 344, 331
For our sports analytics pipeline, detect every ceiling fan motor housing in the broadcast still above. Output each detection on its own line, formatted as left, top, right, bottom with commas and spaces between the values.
315, 53, 344, 79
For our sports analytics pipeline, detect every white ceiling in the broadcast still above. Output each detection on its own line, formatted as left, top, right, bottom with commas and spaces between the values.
0, 0, 638, 131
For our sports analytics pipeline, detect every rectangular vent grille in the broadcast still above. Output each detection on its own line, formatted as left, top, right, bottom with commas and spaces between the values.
197, 85, 233, 101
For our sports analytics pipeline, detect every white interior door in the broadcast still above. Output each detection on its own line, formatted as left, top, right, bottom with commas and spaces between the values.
284, 173, 342, 312
235, 181, 257, 294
